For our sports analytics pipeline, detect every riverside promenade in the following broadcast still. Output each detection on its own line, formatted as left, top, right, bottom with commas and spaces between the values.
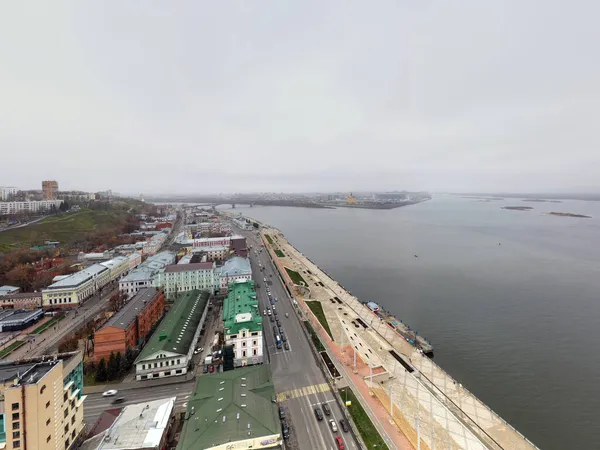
261, 226, 540, 450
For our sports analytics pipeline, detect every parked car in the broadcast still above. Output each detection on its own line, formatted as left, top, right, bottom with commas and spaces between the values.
339, 419, 349, 433
322, 402, 331, 416
284, 341, 290, 350
335, 436, 345, 450
282, 421, 290, 440
279, 406, 286, 419
329, 419, 338, 432
102, 390, 118, 397
314, 406, 324, 421
276, 319, 281, 326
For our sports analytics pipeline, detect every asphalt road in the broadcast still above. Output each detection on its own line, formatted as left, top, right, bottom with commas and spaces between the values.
83, 380, 195, 426
242, 230, 358, 450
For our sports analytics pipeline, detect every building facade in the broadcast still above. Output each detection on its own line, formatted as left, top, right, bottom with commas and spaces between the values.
232, 215, 254, 230
0, 186, 18, 201
42, 264, 111, 308
119, 251, 176, 298
0, 352, 85, 450
134, 291, 210, 381
0, 200, 63, 215
0, 292, 42, 309
217, 257, 252, 292
153, 262, 217, 299
42, 180, 59, 200
0, 309, 44, 332
93, 288, 165, 363
222, 280, 263, 367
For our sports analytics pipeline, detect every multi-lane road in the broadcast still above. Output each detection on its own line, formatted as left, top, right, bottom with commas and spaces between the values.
242, 230, 358, 450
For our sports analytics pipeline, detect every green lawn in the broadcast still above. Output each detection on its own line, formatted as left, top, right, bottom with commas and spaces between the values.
0, 209, 130, 252
0, 340, 26, 359
305, 301, 334, 340
264, 234, 274, 245
31, 316, 63, 335
285, 267, 307, 286
274, 249, 285, 258
303, 321, 325, 352
339, 387, 389, 450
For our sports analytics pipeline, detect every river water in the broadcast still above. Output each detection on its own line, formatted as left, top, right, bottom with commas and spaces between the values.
219, 196, 600, 450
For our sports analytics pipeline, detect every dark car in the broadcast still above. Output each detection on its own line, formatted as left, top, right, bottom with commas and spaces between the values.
279, 406, 286, 419
322, 402, 331, 416
284, 341, 290, 350
278, 326, 284, 334
270, 315, 275, 322
282, 421, 290, 440
281, 332, 287, 342
314, 406, 324, 421
339, 418, 349, 433
276, 319, 281, 327
113, 397, 125, 404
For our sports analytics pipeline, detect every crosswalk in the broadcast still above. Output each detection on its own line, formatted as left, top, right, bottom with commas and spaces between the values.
276, 382, 331, 402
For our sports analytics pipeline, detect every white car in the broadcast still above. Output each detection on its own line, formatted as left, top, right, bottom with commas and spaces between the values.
329, 419, 338, 432
102, 389, 118, 397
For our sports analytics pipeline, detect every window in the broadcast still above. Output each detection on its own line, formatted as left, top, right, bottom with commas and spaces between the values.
11, 403, 19, 411
65, 439, 70, 448
253, 340, 257, 346
12, 431, 20, 439
64, 409, 68, 418
13, 440, 20, 448
142, 364, 145, 370
242, 341, 246, 347
64, 424, 69, 433
251, 332, 258, 336
71, 415, 75, 425
64, 392, 68, 402
242, 350, 246, 357
47, 436, 51, 443
253, 349, 257, 356
46, 418, 51, 426
13, 422, 19, 430
12, 413, 19, 420
40, 384, 47, 394
46, 401, 50, 408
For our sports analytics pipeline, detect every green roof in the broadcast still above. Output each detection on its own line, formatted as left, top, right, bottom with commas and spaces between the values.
222, 280, 262, 335
177, 365, 280, 450
135, 290, 209, 363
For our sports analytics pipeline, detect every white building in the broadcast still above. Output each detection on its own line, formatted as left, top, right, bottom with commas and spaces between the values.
232, 215, 254, 230
217, 257, 252, 292
153, 262, 217, 299
119, 251, 176, 297
142, 232, 168, 255
42, 264, 111, 308
127, 252, 142, 269
0, 199, 63, 215
0, 186, 17, 201
100, 256, 131, 282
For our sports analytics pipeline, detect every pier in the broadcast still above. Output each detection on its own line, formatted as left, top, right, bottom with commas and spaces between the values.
260, 225, 540, 450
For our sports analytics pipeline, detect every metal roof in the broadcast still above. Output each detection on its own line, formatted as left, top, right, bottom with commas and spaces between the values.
120, 251, 176, 283
176, 365, 279, 450
164, 262, 214, 273
217, 257, 252, 277
222, 280, 261, 334
44, 263, 109, 289
135, 290, 209, 363
103, 288, 160, 330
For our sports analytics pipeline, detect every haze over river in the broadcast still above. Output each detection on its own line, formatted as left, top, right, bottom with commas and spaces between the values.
219, 195, 600, 450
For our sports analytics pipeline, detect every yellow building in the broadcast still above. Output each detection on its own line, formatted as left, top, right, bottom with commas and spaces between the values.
0, 352, 86, 450
346, 193, 357, 204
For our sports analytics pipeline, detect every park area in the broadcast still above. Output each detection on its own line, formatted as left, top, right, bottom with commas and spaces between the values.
339, 387, 389, 450
285, 267, 307, 286
305, 300, 334, 340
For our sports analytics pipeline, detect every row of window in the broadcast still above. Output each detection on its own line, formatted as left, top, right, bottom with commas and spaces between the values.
139, 369, 183, 379
240, 349, 259, 357
141, 358, 181, 370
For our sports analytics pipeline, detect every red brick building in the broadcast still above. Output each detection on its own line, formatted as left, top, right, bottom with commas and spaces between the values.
94, 287, 165, 362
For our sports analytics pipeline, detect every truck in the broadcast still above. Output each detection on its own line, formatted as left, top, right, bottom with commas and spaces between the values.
275, 335, 282, 348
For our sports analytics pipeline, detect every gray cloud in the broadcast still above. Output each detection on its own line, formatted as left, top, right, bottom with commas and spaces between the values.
1, 1, 599, 194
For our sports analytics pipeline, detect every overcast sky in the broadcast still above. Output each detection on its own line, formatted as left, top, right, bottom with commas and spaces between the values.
1, 1, 598, 195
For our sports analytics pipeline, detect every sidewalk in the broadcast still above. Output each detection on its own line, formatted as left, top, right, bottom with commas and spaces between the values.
83, 368, 197, 394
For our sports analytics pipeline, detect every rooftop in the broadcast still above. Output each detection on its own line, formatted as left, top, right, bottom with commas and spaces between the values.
120, 251, 176, 283
223, 280, 261, 334
164, 262, 214, 273
0, 352, 79, 384
218, 257, 252, 277
100, 256, 129, 271
0, 292, 41, 299
80, 397, 175, 450
103, 288, 160, 330
177, 365, 279, 450
0, 285, 19, 295
44, 263, 109, 290
135, 290, 210, 363
0, 309, 42, 323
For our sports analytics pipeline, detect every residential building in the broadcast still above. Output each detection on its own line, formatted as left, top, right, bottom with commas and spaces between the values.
153, 262, 217, 299
191, 235, 237, 249
217, 257, 252, 292
0, 286, 20, 296
222, 280, 263, 367
176, 365, 281, 450
0, 351, 85, 450
42, 180, 59, 200
79, 397, 175, 450
0, 200, 63, 215
0, 292, 42, 309
134, 290, 210, 381
93, 288, 165, 363
230, 236, 248, 257
126, 252, 142, 269
0, 309, 44, 331
99, 256, 131, 282
58, 191, 96, 202
192, 245, 230, 262
0, 186, 17, 201
42, 264, 111, 308
119, 251, 175, 297
77, 251, 114, 262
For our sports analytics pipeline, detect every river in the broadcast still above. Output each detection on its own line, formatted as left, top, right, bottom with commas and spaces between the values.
218, 195, 600, 450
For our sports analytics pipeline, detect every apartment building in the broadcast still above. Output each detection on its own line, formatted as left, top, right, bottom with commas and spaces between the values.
222, 280, 263, 367
0, 352, 85, 450
93, 288, 165, 362
119, 251, 176, 298
0, 200, 63, 215
0, 187, 18, 201
153, 262, 217, 299
42, 180, 59, 200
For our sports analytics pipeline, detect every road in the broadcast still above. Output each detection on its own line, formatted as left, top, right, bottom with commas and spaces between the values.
83, 380, 195, 426
241, 229, 358, 450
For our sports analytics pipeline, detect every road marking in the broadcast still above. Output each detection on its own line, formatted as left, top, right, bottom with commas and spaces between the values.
276, 383, 330, 402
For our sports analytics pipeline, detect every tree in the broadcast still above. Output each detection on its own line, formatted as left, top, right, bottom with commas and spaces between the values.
107, 352, 118, 381
115, 352, 123, 377
125, 348, 135, 370
96, 358, 107, 383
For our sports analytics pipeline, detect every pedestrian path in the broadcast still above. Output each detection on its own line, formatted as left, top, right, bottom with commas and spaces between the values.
276, 382, 330, 402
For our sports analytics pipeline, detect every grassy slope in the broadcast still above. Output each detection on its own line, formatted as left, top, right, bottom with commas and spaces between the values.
0, 209, 129, 252
305, 300, 334, 340
284, 267, 307, 286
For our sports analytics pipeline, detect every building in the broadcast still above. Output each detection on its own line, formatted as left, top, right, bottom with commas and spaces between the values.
230, 236, 248, 257
176, 365, 281, 450
191, 236, 236, 249
58, 191, 96, 202
0, 200, 63, 215
0, 351, 85, 450
217, 257, 252, 293
0, 309, 44, 331
134, 290, 210, 381
99, 256, 131, 282
191, 245, 229, 262
77, 251, 113, 262
153, 262, 217, 299
0, 292, 42, 309
0, 286, 20, 296
0, 186, 18, 201
42, 263, 111, 308
126, 252, 142, 269
142, 232, 168, 256
93, 288, 165, 363
232, 215, 254, 231
42, 180, 59, 200
119, 251, 176, 298
79, 397, 175, 450
222, 280, 263, 367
